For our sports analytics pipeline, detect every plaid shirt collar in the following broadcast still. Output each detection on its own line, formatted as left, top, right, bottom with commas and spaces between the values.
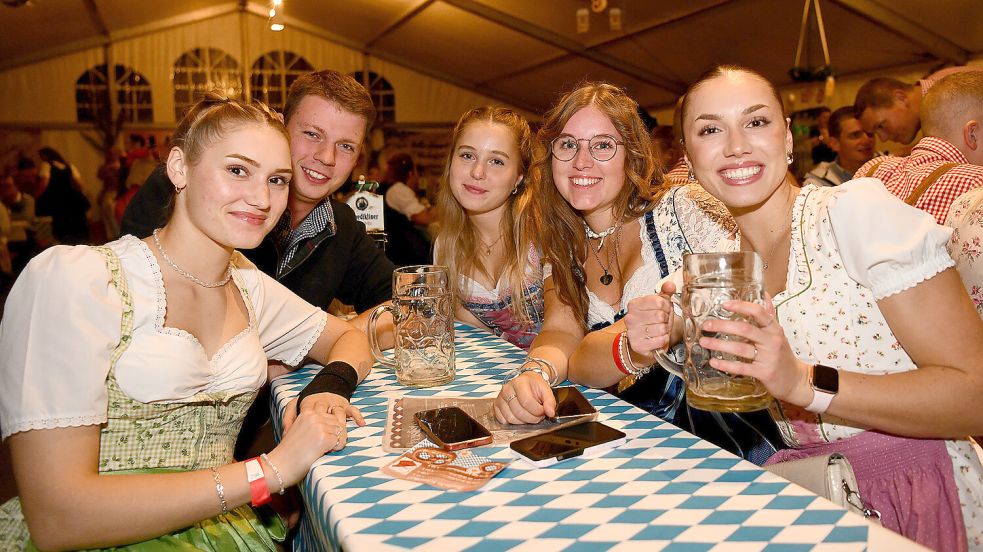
912, 137, 969, 164
274, 199, 336, 277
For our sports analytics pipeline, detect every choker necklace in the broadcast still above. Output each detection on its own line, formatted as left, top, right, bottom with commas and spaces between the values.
584, 221, 618, 250
152, 229, 233, 288
478, 234, 503, 256
587, 224, 621, 285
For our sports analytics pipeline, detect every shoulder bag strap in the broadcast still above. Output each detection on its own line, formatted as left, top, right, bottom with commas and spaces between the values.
905, 163, 958, 206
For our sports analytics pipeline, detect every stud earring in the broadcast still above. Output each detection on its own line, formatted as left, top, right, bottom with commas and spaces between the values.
786, 152, 793, 165
687, 166, 696, 182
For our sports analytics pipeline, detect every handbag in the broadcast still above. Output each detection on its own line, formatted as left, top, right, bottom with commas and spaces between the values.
766, 453, 881, 523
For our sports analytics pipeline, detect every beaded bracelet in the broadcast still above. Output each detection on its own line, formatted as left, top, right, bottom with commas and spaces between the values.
612, 332, 630, 375
260, 453, 286, 495
210, 467, 228, 514
618, 331, 653, 377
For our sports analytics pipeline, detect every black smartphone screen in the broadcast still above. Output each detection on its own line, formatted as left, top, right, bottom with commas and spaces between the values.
415, 407, 491, 445
511, 421, 625, 462
552, 386, 596, 419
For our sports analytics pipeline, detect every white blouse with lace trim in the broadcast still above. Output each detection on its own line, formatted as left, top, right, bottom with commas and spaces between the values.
754, 180, 981, 546
586, 184, 736, 327
0, 235, 328, 440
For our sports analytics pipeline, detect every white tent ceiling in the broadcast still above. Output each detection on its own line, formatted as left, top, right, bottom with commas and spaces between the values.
1, 0, 981, 114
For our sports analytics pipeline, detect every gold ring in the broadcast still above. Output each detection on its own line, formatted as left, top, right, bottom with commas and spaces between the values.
504, 393, 518, 403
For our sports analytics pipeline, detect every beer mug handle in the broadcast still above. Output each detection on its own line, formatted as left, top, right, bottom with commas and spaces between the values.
367, 302, 396, 369
651, 292, 684, 379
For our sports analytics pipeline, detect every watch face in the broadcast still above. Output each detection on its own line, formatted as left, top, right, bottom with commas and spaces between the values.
813, 364, 839, 393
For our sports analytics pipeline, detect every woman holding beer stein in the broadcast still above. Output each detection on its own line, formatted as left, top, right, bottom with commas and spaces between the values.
434, 106, 545, 349
493, 82, 785, 462
627, 65, 983, 549
0, 93, 372, 550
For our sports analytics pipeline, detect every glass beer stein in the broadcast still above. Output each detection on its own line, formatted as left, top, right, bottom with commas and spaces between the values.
657, 252, 772, 412
368, 265, 455, 387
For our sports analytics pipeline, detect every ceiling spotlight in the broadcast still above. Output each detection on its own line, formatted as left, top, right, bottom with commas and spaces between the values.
268, 1, 285, 31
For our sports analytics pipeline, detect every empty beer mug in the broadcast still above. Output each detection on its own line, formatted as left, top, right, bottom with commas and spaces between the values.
368, 265, 455, 387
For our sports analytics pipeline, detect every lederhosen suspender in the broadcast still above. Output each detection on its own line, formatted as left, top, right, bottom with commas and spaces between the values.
865, 161, 958, 205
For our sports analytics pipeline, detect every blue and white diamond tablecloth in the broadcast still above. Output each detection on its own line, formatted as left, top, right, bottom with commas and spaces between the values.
270, 323, 878, 552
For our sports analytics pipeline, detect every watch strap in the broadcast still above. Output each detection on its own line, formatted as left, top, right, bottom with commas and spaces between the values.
804, 387, 835, 414
805, 364, 837, 414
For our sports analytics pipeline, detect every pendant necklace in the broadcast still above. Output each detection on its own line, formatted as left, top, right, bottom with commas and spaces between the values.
587, 224, 621, 285
743, 208, 792, 270
478, 234, 503, 256
153, 228, 233, 288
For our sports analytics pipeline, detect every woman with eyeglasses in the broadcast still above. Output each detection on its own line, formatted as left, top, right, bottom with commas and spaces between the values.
491, 82, 782, 461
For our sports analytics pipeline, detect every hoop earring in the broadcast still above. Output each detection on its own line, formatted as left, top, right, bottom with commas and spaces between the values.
174, 185, 185, 195
512, 176, 523, 195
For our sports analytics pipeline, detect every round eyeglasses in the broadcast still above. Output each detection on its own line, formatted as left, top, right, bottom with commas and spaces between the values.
550, 134, 626, 162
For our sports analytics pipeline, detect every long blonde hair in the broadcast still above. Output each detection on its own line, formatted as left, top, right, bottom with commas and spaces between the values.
532, 82, 661, 325
435, 106, 536, 325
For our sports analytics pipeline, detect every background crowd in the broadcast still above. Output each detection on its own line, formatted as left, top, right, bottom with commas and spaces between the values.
1, 62, 983, 550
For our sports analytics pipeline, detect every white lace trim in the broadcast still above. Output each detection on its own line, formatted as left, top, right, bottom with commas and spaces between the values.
128, 235, 169, 332
587, 216, 662, 327
2, 414, 106, 440
284, 311, 329, 367
871, 249, 955, 300
138, 237, 255, 364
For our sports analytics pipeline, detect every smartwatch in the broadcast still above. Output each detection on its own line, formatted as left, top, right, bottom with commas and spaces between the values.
805, 363, 839, 414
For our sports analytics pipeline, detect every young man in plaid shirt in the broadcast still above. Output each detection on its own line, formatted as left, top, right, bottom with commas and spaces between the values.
857, 72, 983, 224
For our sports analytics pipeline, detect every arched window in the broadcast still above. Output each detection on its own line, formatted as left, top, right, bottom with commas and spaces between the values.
172, 47, 242, 119
351, 71, 395, 123
75, 64, 153, 123
250, 51, 314, 111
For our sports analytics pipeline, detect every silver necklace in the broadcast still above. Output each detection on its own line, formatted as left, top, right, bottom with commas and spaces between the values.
587, 224, 621, 285
152, 229, 233, 288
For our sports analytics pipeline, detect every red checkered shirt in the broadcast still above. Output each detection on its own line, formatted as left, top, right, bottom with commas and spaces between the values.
663, 159, 690, 185
855, 137, 983, 224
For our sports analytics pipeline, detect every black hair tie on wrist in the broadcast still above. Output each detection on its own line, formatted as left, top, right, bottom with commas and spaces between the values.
296, 361, 358, 415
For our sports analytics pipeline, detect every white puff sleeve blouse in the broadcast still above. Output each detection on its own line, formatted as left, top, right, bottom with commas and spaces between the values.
825, 178, 954, 299
0, 236, 329, 440
0, 245, 121, 439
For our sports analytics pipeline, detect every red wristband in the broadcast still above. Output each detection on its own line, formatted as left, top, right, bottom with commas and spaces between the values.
613, 331, 630, 375
245, 457, 271, 507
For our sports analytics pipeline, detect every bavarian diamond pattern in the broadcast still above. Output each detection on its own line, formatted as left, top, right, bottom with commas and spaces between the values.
271, 323, 871, 551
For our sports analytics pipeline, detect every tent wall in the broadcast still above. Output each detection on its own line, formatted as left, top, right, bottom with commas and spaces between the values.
0, 11, 522, 202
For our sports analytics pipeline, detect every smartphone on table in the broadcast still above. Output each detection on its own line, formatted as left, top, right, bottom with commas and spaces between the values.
510, 421, 627, 467
415, 406, 493, 451
548, 386, 597, 422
